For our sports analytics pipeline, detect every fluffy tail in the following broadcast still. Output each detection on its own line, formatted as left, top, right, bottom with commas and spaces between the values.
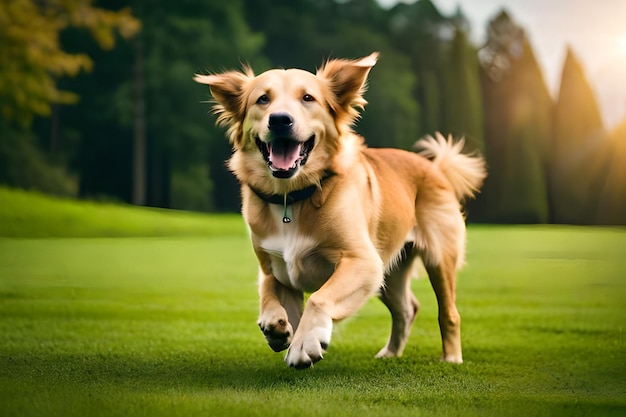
415, 132, 487, 201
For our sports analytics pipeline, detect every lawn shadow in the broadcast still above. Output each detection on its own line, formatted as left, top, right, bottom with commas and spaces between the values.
6, 343, 626, 416
7, 344, 445, 395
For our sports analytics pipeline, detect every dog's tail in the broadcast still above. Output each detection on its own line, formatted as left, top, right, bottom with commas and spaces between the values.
415, 132, 487, 201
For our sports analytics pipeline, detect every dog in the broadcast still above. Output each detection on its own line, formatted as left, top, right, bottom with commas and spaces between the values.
194, 52, 486, 369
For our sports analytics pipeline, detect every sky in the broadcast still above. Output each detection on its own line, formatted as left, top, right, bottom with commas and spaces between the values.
378, 0, 626, 129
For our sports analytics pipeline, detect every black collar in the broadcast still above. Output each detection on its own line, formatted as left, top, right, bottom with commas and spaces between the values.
248, 172, 335, 206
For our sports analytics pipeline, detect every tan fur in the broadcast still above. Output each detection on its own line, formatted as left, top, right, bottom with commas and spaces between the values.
195, 53, 486, 368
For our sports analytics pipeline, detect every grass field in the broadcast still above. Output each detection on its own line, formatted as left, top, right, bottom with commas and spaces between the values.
0, 188, 625, 416
0, 187, 245, 237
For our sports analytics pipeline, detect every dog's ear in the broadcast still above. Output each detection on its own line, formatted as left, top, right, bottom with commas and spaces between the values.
317, 52, 378, 121
194, 67, 254, 137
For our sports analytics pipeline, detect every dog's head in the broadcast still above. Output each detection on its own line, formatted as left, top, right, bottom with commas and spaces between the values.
195, 53, 378, 192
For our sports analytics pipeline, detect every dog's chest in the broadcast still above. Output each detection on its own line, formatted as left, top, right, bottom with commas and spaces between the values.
258, 206, 334, 292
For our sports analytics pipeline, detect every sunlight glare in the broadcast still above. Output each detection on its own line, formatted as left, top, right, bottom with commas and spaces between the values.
618, 34, 626, 55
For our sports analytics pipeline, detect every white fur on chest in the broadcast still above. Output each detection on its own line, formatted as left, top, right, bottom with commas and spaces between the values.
258, 205, 332, 292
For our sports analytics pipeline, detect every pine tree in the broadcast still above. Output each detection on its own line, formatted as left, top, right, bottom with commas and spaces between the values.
474, 11, 552, 223
441, 26, 485, 153
388, 0, 447, 138
595, 119, 626, 225
550, 48, 608, 224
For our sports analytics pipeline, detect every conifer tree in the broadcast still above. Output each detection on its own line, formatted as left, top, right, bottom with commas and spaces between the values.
551, 48, 608, 224
474, 11, 552, 223
388, 0, 447, 138
441, 26, 485, 153
594, 119, 626, 225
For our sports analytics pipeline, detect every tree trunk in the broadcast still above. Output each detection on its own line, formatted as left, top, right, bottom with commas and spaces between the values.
49, 103, 59, 154
132, 22, 146, 206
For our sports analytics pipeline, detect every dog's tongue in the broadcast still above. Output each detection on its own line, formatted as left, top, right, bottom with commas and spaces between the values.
269, 140, 302, 170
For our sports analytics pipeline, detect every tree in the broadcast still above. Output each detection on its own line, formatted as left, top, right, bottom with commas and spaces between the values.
550, 48, 609, 224
162, 1, 265, 211
474, 11, 552, 223
58, 0, 265, 210
441, 26, 485, 153
0, 0, 138, 196
389, 0, 449, 138
0, 120, 77, 196
132, 0, 146, 206
0, 0, 139, 128
595, 120, 626, 225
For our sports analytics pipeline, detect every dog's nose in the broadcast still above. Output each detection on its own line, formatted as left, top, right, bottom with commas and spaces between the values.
268, 112, 294, 133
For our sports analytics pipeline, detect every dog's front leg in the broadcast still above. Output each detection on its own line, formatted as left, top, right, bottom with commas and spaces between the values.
257, 266, 304, 352
285, 254, 384, 369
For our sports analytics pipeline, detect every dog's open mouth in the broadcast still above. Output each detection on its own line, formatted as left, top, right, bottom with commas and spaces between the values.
256, 135, 315, 178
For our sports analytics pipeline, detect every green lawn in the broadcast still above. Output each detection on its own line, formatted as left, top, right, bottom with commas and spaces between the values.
0, 189, 625, 416
0, 187, 245, 237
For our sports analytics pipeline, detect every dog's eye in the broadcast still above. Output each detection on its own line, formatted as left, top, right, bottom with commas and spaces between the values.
303, 94, 315, 102
256, 94, 269, 105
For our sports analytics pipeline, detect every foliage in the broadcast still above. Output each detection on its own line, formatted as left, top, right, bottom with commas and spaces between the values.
140, 0, 265, 209
0, 125, 77, 197
170, 164, 214, 212
57, 0, 265, 210
0, 0, 139, 127
1, 226, 625, 416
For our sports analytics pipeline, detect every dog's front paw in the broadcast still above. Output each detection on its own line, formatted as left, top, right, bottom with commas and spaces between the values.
258, 313, 293, 352
284, 316, 332, 369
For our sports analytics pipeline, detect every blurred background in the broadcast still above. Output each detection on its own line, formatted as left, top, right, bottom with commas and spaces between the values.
1, 0, 625, 225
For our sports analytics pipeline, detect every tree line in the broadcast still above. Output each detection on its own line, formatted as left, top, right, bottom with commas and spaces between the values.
1, 0, 624, 225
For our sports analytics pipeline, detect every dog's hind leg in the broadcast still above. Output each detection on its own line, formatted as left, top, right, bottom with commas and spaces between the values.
424, 259, 462, 363
376, 243, 420, 358
414, 171, 466, 364
416, 214, 465, 363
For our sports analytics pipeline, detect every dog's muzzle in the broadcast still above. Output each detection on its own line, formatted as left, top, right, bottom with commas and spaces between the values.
256, 112, 315, 179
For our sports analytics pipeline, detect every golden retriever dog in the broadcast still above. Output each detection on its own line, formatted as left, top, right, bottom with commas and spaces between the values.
194, 52, 486, 369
